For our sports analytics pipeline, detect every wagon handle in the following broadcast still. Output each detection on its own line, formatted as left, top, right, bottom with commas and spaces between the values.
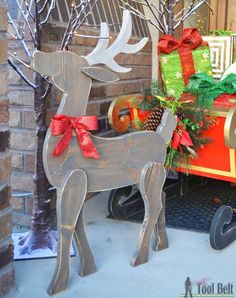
108, 94, 143, 133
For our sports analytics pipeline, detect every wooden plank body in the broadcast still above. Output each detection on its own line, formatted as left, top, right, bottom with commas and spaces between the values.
43, 129, 166, 191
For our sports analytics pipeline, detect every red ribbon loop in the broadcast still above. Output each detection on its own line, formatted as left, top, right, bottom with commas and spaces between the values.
50, 114, 100, 159
172, 119, 193, 150
158, 28, 206, 54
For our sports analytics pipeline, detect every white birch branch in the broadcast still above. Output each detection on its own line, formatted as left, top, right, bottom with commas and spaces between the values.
120, 1, 166, 33
8, 12, 31, 58
39, 0, 56, 26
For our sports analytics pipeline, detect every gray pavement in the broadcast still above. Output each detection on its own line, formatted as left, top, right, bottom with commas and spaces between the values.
6, 191, 236, 298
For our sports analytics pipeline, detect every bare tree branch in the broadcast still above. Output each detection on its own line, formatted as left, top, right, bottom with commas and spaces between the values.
8, 57, 36, 88
23, 0, 35, 20
8, 11, 32, 58
143, 0, 166, 33
124, 0, 212, 35
38, 0, 51, 14
16, 0, 36, 44
60, 0, 99, 50
8, 52, 32, 68
39, 0, 56, 27
120, 1, 166, 33
171, 0, 182, 8
41, 82, 52, 99
174, 0, 212, 30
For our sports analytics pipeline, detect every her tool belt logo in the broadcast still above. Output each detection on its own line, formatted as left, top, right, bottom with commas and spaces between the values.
181, 277, 234, 297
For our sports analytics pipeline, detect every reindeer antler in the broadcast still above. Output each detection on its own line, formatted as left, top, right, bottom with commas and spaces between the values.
85, 10, 148, 73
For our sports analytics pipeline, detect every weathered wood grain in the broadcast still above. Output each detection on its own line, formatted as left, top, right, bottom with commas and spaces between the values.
48, 169, 87, 295
31, 10, 176, 296
131, 162, 166, 266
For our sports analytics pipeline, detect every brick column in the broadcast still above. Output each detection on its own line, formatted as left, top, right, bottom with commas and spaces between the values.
0, 1, 15, 296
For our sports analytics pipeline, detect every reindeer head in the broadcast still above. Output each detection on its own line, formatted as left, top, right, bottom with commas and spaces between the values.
31, 10, 148, 115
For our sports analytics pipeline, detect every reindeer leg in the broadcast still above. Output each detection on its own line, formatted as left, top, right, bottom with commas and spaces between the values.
74, 206, 97, 277
153, 191, 168, 251
48, 169, 87, 296
131, 162, 166, 267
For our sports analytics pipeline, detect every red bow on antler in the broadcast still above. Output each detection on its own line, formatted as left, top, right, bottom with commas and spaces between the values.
50, 114, 100, 159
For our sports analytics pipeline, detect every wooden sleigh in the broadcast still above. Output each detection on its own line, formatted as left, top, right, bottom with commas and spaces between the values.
108, 67, 236, 252
109, 96, 236, 182
31, 10, 177, 295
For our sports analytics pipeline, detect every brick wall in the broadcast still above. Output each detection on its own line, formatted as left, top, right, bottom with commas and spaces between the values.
9, 23, 152, 226
0, 1, 15, 296
8, 17, 35, 226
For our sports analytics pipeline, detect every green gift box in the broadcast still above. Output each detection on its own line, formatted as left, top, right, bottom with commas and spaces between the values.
158, 28, 212, 99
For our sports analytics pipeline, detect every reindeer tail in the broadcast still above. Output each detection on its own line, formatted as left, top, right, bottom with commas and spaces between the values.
156, 109, 177, 144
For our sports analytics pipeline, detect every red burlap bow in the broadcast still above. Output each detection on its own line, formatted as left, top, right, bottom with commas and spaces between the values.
50, 114, 100, 159
158, 28, 208, 86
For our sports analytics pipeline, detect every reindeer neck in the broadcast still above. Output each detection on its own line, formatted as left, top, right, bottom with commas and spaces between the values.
56, 75, 92, 117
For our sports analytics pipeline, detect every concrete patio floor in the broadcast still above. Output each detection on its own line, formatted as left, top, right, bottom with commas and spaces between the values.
6, 191, 236, 298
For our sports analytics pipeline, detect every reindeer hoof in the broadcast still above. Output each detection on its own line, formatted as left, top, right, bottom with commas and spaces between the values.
131, 252, 148, 267
47, 279, 68, 296
79, 263, 97, 277
47, 285, 68, 296
152, 239, 168, 252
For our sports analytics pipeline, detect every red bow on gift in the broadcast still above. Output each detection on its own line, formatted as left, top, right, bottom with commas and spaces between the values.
50, 114, 100, 159
172, 120, 193, 151
158, 28, 208, 87
158, 28, 207, 54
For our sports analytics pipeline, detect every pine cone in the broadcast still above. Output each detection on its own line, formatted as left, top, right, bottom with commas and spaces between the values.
142, 108, 164, 131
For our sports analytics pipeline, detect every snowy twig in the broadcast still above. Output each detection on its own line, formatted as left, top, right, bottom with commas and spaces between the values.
120, 0, 166, 33
8, 57, 36, 88
39, 0, 56, 26
60, 0, 99, 50
16, 0, 36, 44
8, 12, 31, 58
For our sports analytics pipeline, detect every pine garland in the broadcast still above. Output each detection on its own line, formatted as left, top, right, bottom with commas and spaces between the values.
135, 81, 216, 169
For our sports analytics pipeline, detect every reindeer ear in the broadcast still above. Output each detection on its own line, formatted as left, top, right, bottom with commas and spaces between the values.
81, 66, 119, 82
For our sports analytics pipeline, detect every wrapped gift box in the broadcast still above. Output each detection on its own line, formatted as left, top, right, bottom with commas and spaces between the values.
158, 28, 212, 99
202, 35, 235, 79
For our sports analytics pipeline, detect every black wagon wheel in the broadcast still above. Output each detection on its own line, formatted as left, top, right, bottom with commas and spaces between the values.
108, 185, 144, 220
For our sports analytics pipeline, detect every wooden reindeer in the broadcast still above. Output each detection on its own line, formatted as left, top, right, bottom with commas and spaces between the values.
31, 10, 177, 295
